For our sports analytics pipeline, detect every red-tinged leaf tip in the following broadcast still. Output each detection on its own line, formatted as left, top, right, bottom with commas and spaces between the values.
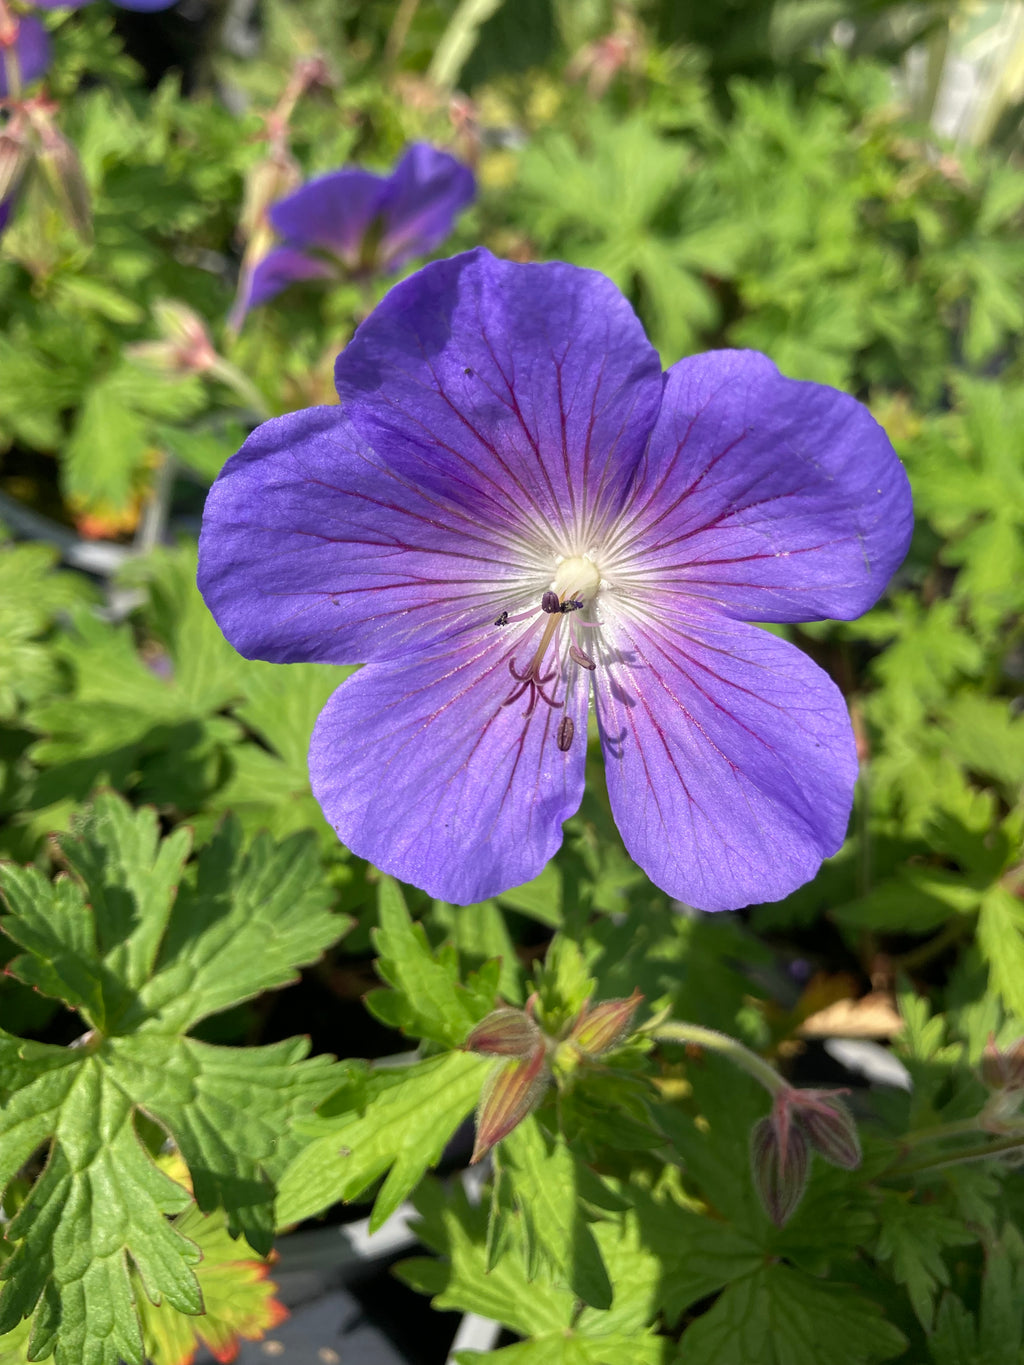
165, 1345, 197, 1365
751, 1114, 809, 1227
791, 1089, 862, 1171
211, 1343, 239, 1363
465, 1006, 541, 1058
472, 1044, 551, 1163
568, 988, 643, 1056
266, 1298, 289, 1329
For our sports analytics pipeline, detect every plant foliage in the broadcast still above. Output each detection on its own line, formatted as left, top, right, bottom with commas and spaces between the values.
1, 0, 1024, 1361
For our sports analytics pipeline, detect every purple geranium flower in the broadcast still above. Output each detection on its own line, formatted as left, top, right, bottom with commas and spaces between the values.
198, 249, 912, 911
245, 143, 475, 310
0, 14, 51, 96
31, 0, 177, 11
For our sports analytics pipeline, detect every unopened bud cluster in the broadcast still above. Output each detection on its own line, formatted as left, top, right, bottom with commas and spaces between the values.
464, 990, 643, 1162
0, 95, 91, 249
751, 1087, 862, 1227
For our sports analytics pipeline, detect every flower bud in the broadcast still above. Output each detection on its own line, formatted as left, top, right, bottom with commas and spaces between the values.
238, 146, 301, 246
981, 1036, 1024, 1092
28, 103, 91, 241
566, 18, 643, 100
471, 1043, 550, 1163
790, 1089, 862, 1171
568, 988, 643, 1057
0, 123, 30, 208
465, 1007, 541, 1059
129, 301, 218, 375
750, 1113, 809, 1227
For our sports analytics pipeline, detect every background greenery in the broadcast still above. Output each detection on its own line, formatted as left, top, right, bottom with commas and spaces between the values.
1, 1, 1023, 1362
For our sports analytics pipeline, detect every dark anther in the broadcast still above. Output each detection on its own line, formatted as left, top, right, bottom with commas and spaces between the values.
494, 611, 509, 627
463, 366, 474, 376
559, 599, 584, 614
569, 643, 596, 671
557, 716, 574, 752
541, 590, 561, 614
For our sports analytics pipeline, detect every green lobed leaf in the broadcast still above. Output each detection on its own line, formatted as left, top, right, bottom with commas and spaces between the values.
398, 1178, 575, 1340
24, 604, 236, 813
531, 935, 595, 1033
0, 543, 93, 721
429, 899, 524, 1005
402, 1177, 666, 1362
496, 1116, 613, 1310
938, 693, 1024, 798
832, 866, 985, 935
454, 1334, 669, 1365
495, 861, 563, 927
276, 1050, 488, 1231
365, 877, 502, 1047
874, 1193, 974, 1329
134, 816, 352, 1034
0, 1037, 200, 1365
22, 543, 348, 839
1, 798, 191, 1032
136, 1169, 287, 1365
0, 1316, 31, 1365
0, 792, 345, 1365
120, 546, 250, 718
674, 1264, 907, 1365
595, 1189, 762, 1327
928, 1230, 1024, 1365
977, 885, 1024, 1020
63, 364, 206, 514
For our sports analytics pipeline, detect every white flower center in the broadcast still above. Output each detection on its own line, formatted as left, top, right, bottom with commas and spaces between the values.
552, 555, 601, 605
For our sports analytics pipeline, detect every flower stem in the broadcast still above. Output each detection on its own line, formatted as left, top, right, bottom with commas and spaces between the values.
891, 918, 968, 972
889, 1128, 1024, 1177
896, 1115, 987, 1149
901, 1108, 1024, 1152
385, 0, 422, 70
651, 1020, 786, 1097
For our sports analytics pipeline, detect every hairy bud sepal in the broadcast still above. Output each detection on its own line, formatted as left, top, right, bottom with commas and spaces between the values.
790, 1089, 862, 1171
750, 1112, 810, 1228
472, 1044, 550, 1164
568, 989, 644, 1057
465, 1007, 541, 1059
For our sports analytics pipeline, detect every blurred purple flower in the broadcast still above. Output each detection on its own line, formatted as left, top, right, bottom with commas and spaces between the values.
244, 142, 475, 311
31, 0, 177, 11
198, 249, 912, 909
0, 14, 51, 96
1, 0, 176, 101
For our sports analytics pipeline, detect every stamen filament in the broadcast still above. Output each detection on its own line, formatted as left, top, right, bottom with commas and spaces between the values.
523, 610, 562, 682
496, 560, 603, 736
